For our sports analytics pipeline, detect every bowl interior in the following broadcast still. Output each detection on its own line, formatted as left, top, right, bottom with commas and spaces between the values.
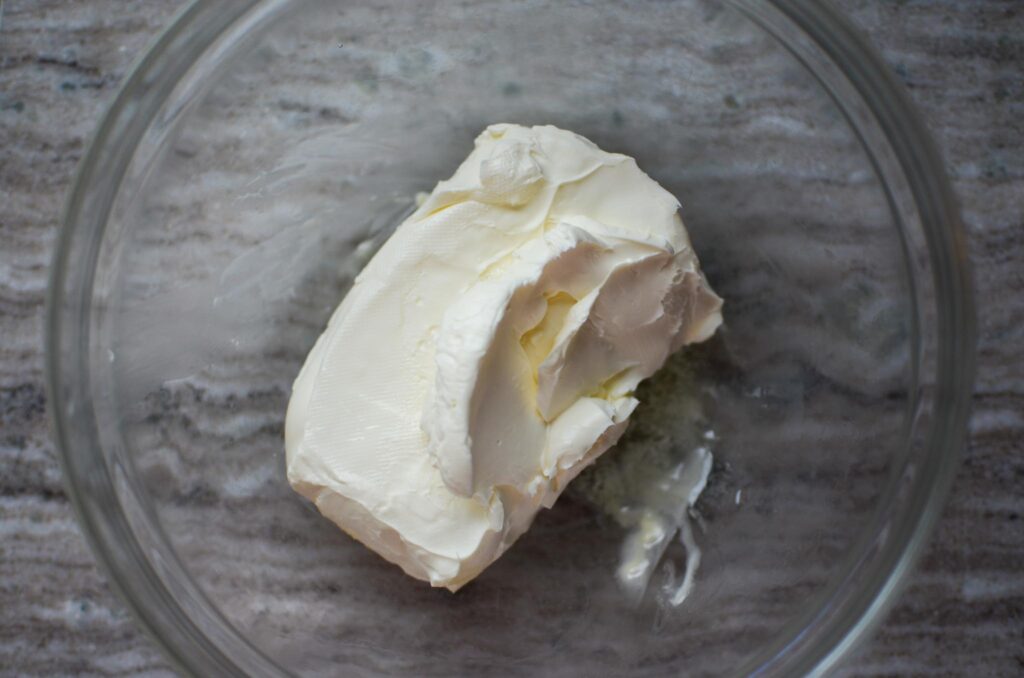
75, 0, 931, 675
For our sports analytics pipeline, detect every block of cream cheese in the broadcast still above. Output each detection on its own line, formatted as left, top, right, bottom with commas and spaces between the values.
285, 124, 723, 590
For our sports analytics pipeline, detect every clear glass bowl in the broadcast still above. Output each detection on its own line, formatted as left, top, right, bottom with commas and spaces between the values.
48, 0, 974, 675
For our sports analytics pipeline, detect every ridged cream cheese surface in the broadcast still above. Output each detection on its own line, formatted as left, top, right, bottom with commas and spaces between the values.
285, 124, 722, 590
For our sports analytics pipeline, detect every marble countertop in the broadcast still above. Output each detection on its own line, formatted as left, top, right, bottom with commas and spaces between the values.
1, 0, 1022, 675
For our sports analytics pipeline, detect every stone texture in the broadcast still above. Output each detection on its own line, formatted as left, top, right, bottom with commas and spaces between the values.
0, 0, 1021, 675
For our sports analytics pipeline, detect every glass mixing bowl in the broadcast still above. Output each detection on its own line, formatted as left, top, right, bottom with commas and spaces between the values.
48, 0, 974, 675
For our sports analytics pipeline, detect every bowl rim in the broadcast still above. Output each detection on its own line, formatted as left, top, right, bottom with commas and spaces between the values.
47, 0, 975, 675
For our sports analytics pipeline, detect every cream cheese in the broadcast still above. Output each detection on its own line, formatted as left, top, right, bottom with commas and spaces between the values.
285, 124, 723, 590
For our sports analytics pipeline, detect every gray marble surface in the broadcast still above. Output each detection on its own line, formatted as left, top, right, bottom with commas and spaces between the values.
1, 0, 1022, 676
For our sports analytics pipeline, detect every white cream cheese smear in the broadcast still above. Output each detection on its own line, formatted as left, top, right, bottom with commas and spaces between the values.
286, 124, 723, 591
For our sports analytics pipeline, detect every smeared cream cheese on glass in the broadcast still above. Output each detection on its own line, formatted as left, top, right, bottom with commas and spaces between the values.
286, 124, 723, 591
